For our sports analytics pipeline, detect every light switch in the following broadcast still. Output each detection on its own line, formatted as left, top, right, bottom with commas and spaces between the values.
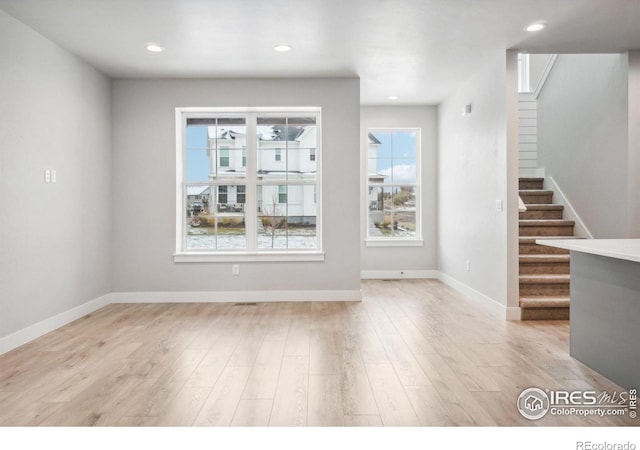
44, 169, 51, 183
495, 200, 503, 212
51, 170, 57, 183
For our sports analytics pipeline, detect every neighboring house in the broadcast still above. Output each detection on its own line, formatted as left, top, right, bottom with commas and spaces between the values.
186, 185, 211, 216
206, 123, 318, 224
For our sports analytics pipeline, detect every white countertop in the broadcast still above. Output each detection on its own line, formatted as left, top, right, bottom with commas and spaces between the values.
535, 239, 640, 263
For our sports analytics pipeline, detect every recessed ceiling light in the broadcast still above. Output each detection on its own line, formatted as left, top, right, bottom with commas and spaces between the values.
274, 44, 292, 52
388, 95, 399, 100
524, 22, 547, 32
145, 43, 164, 53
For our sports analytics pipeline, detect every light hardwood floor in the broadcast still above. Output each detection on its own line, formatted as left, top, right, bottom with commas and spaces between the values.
0, 280, 635, 426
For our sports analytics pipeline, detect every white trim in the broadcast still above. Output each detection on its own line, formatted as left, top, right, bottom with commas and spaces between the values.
360, 270, 438, 279
436, 272, 507, 320
174, 251, 325, 263
0, 294, 112, 355
110, 289, 361, 303
544, 176, 594, 239
176, 107, 322, 114
365, 239, 424, 247
506, 307, 522, 321
534, 54, 559, 99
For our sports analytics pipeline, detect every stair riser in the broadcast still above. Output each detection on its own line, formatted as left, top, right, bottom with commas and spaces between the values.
521, 308, 569, 320
519, 243, 570, 255
520, 193, 553, 205
519, 263, 570, 275
519, 284, 570, 297
519, 179, 544, 190
519, 226, 575, 237
520, 210, 564, 220
521, 196, 553, 206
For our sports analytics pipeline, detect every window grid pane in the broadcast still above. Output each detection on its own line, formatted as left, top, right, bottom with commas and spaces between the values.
180, 110, 320, 253
367, 129, 419, 240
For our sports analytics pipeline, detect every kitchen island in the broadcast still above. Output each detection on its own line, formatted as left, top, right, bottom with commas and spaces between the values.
536, 239, 640, 389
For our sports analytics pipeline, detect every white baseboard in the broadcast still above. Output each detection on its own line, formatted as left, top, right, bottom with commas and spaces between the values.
506, 307, 522, 321
360, 270, 438, 280
545, 176, 594, 238
2, 274, 523, 356
0, 294, 111, 355
0, 289, 361, 356
109, 289, 362, 304
436, 272, 509, 320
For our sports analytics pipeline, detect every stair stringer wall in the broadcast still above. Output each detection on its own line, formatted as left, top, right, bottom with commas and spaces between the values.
544, 176, 594, 239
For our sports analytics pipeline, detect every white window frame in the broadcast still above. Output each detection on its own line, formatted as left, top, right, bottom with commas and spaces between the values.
175, 107, 323, 262
365, 128, 423, 247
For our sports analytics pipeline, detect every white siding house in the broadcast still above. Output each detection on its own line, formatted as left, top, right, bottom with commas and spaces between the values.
206, 124, 317, 224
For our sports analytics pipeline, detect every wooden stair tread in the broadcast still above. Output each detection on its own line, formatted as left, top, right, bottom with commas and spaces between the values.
519, 236, 576, 242
519, 219, 575, 226
519, 274, 570, 283
519, 189, 553, 193
520, 297, 570, 308
521, 204, 564, 210
519, 177, 544, 182
519, 255, 570, 263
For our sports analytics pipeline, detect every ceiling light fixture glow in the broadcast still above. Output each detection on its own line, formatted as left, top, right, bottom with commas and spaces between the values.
145, 43, 164, 53
388, 95, 399, 100
274, 44, 292, 52
524, 22, 547, 32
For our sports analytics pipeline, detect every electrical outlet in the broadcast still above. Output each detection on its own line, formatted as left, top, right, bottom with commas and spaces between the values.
495, 199, 503, 212
232, 264, 240, 275
466, 260, 471, 272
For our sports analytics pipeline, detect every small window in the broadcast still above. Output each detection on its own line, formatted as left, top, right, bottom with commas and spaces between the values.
237, 185, 246, 204
220, 147, 230, 167
242, 147, 246, 167
275, 148, 282, 161
218, 185, 228, 204
278, 185, 287, 204
518, 53, 531, 93
310, 148, 316, 161
366, 129, 421, 243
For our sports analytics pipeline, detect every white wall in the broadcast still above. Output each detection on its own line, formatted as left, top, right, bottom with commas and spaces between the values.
360, 106, 437, 275
537, 54, 629, 238
529, 54, 556, 94
0, 11, 112, 338
111, 78, 360, 294
437, 52, 512, 311
628, 51, 640, 238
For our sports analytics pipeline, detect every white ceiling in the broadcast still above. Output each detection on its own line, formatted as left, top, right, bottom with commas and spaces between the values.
2, 0, 640, 104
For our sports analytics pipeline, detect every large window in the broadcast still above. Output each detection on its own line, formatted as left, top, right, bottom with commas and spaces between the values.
366, 129, 421, 244
176, 108, 322, 260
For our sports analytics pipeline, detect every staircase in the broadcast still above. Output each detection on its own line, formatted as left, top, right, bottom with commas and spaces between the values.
519, 177, 577, 320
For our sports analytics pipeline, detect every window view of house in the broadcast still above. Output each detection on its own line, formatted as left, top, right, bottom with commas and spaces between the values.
181, 111, 320, 252
367, 129, 419, 240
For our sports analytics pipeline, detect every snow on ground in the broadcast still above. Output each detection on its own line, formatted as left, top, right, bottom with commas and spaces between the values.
187, 231, 317, 250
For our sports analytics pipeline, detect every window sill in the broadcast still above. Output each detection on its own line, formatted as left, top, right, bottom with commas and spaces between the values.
174, 251, 325, 263
365, 239, 424, 248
